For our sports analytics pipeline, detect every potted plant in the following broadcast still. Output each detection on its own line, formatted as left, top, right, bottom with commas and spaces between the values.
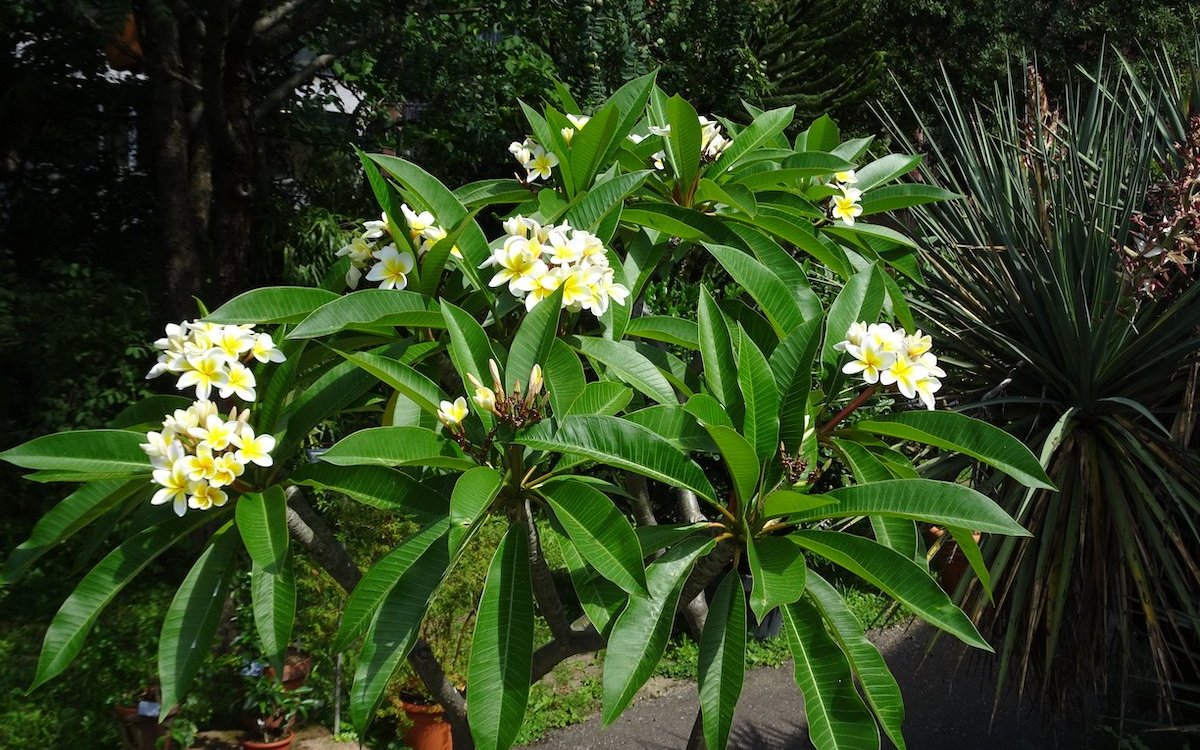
241, 665, 318, 750
263, 647, 314, 691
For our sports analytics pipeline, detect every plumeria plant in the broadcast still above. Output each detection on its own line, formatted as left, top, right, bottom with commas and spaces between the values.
1, 74, 1052, 750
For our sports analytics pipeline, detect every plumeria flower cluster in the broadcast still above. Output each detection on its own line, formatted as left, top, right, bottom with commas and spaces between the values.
481, 215, 630, 316
836, 322, 946, 410
509, 138, 560, 182
436, 361, 547, 463
336, 204, 459, 290
141, 400, 276, 516
641, 115, 731, 172
147, 321, 286, 401
829, 169, 864, 226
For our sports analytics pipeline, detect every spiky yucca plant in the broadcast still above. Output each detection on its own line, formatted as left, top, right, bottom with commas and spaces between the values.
877, 57, 1200, 717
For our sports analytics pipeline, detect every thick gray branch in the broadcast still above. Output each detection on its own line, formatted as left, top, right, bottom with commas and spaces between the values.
530, 626, 606, 683
625, 473, 658, 527
678, 541, 734, 615
675, 488, 710, 637
252, 0, 317, 34
521, 499, 574, 643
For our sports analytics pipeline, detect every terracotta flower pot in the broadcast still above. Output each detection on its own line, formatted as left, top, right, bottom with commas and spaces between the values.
264, 650, 314, 690
242, 731, 295, 750
925, 526, 983, 593
401, 699, 453, 750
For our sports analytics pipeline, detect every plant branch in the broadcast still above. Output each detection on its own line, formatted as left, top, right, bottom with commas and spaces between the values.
678, 540, 734, 614
819, 384, 878, 436
253, 30, 380, 122
530, 626, 606, 683
624, 473, 658, 527
520, 498, 574, 643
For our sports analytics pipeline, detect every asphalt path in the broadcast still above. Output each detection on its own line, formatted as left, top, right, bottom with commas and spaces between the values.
524, 621, 1080, 749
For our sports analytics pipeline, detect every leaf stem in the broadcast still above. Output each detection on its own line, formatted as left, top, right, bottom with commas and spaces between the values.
819, 384, 878, 436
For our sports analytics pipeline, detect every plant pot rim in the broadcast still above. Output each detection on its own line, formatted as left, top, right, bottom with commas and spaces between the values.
401, 699, 446, 715
241, 730, 295, 749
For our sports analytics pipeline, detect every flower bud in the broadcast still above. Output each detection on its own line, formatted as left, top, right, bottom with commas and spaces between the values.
474, 386, 498, 415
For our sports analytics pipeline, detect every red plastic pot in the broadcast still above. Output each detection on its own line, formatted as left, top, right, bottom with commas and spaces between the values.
401, 699, 453, 750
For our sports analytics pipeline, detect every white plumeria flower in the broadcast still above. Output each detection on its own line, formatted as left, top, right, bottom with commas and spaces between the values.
151, 459, 194, 517
437, 397, 469, 430
525, 266, 567, 311
189, 414, 237, 451
918, 352, 946, 378
345, 264, 363, 290
188, 482, 228, 511
880, 354, 927, 399
835, 321, 870, 352
473, 386, 498, 415
217, 361, 257, 401
601, 269, 630, 307
141, 432, 184, 470
562, 265, 605, 312
546, 229, 584, 266
183, 445, 220, 483
401, 203, 435, 240
211, 453, 245, 488
366, 246, 416, 290
648, 124, 671, 136
574, 230, 607, 265
176, 350, 229, 400
363, 212, 389, 240
867, 323, 905, 353
842, 341, 896, 384
509, 140, 534, 167
488, 242, 546, 296
915, 375, 943, 410
233, 426, 276, 467
651, 151, 667, 171
567, 113, 590, 130
528, 364, 544, 397
627, 133, 646, 144
903, 330, 933, 360
831, 191, 863, 226
503, 215, 531, 238
525, 147, 559, 181
251, 333, 286, 364
835, 169, 858, 185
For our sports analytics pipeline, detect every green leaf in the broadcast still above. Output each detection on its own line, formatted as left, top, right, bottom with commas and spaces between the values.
828, 439, 920, 563
468, 525, 535, 750
665, 94, 703, 199
806, 572, 906, 750
695, 179, 759, 215
635, 522, 710, 555
159, 524, 240, 714
1, 429, 151, 477
703, 243, 804, 336
625, 406, 715, 452
566, 171, 651, 232
250, 553, 296, 681
624, 316, 699, 349
698, 570, 747, 750
339, 350, 448, 417
419, 209, 483, 297
698, 288, 740, 414
704, 425, 758, 506
853, 153, 922, 191
518, 415, 717, 503
744, 210, 852, 278
320, 426, 474, 471
108, 395, 193, 429
566, 381, 635, 416
507, 287, 563, 394
31, 511, 211, 690
3, 480, 143, 585
289, 290, 441, 339
602, 535, 716, 723
350, 526, 450, 733
771, 318, 822, 448
760, 490, 836, 518
566, 336, 677, 405
747, 536, 808, 622
855, 411, 1056, 490
823, 264, 884, 368
236, 485, 290, 574
289, 463, 447, 521
449, 467, 504, 556
568, 104, 620, 194
783, 599, 879, 750
734, 154, 855, 186
540, 479, 648, 596
737, 334, 780, 462
543, 339, 587, 417
710, 105, 795, 177
206, 287, 339, 324
858, 184, 961, 215
454, 179, 531, 209
336, 519, 450, 652
804, 115, 841, 152
548, 521, 626, 637
441, 301, 501, 421
789, 530, 990, 649
683, 393, 734, 429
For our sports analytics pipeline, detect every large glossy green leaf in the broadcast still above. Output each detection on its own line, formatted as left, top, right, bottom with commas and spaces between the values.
320, 426, 474, 471
548, 521, 626, 637
350, 528, 450, 733
109, 395, 194, 429
771, 318, 822, 448
566, 336, 677, 405
441, 301, 500, 425
698, 288, 740, 414
698, 570, 747, 750
288, 290, 442, 339
806, 572, 906, 750
468, 524, 535, 750
626, 406, 714, 452
335, 518, 450, 652
823, 265, 884, 368
449, 467, 504, 556
31, 511, 211, 689
518, 416, 717, 503
453, 178, 531, 209
540, 479, 647, 596
789, 530, 989, 649
236, 485, 289, 574
664, 94, 703, 199
288, 464, 447, 521
829, 439, 920, 563
704, 243, 804, 335
250, 553, 296, 681
858, 184, 961, 215
3, 479, 144, 585
743, 210, 852, 278
159, 524, 240, 714
1, 429, 150, 477
783, 599, 879, 750
853, 153, 922, 191
206, 287, 339, 324
507, 286, 563, 394
782, 478, 1029, 536
746, 536, 808, 622
567, 171, 651, 232
339, 350, 447, 417
566, 381, 634, 416
624, 315, 700, 349
855, 411, 1056, 490
759, 490, 836, 518
710, 105, 795, 176
602, 535, 716, 723
704, 425, 758, 506
543, 339, 587, 417
737, 334, 780, 462
567, 104, 620, 194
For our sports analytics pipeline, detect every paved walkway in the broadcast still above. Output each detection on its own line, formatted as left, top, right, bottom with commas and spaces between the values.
524, 621, 1080, 749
